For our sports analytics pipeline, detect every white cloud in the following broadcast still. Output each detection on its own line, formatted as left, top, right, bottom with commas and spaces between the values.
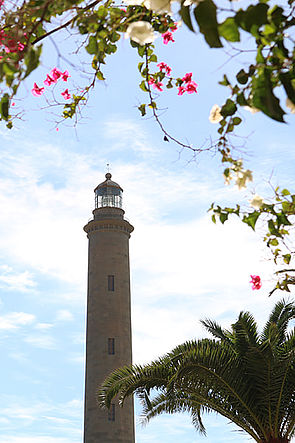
55, 309, 74, 322
0, 265, 36, 292
0, 312, 35, 330
24, 334, 56, 349
35, 323, 53, 330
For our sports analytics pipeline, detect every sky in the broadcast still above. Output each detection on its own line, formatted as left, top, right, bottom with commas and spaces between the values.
0, 2, 295, 442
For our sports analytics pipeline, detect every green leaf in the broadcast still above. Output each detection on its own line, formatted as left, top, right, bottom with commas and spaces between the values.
218, 17, 240, 42
180, 5, 194, 32
268, 219, 281, 236
139, 80, 148, 92
211, 214, 216, 223
219, 213, 228, 224
283, 254, 291, 264
279, 72, 295, 105
233, 117, 242, 125
0, 93, 9, 121
138, 104, 146, 116
219, 74, 230, 87
242, 212, 260, 230
24, 46, 42, 79
236, 69, 248, 85
149, 54, 157, 63
86, 36, 98, 54
96, 70, 105, 80
221, 99, 237, 117
252, 69, 285, 122
281, 189, 290, 196
237, 92, 247, 106
276, 213, 292, 227
193, 0, 222, 48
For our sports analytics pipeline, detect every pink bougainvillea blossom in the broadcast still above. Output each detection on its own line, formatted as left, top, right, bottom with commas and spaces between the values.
250, 275, 261, 290
157, 62, 171, 76
162, 31, 174, 45
61, 88, 71, 100
11, 102, 15, 106
148, 77, 163, 92
177, 85, 186, 96
61, 70, 70, 81
51, 67, 62, 81
0, 0, 4, 7
182, 72, 192, 83
31, 82, 44, 97
44, 74, 56, 86
186, 80, 198, 94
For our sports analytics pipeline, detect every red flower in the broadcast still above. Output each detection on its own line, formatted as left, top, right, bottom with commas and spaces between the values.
44, 74, 56, 86
162, 31, 175, 45
51, 68, 62, 81
182, 72, 192, 83
61, 88, 71, 100
186, 80, 198, 94
157, 62, 172, 76
61, 70, 70, 81
177, 86, 186, 96
31, 82, 44, 97
250, 275, 261, 290
148, 77, 163, 92
170, 23, 178, 32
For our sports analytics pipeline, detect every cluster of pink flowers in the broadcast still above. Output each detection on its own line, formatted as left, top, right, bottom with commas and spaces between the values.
178, 72, 198, 96
0, 0, 4, 8
162, 24, 177, 45
0, 30, 26, 54
157, 62, 171, 76
32, 67, 70, 99
148, 77, 163, 92
250, 275, 261, 290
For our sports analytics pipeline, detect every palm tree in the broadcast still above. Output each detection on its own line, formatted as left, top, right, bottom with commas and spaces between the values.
99, 299, 295, 442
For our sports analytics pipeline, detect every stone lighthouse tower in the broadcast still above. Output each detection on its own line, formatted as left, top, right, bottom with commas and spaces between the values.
83, 173, 135, 443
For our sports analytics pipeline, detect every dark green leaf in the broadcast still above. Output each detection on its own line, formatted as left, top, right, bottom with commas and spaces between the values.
193, 0, 222, 48
219, 213, 228, 224
0, 93, 9, 121
138, 103, 146, 116
283, 254, 291, 264
242, 212, 260, 230
180, 6, 194, 32
221, 99, 237, 117
252, 69, 285, 122
233, 117, 242, 125
236, 69, 248, 85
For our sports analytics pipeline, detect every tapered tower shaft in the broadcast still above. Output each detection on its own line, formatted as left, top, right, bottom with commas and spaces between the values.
83, 174, 135, 443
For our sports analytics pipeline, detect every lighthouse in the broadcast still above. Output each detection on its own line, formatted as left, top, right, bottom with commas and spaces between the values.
83, 173, 135, 443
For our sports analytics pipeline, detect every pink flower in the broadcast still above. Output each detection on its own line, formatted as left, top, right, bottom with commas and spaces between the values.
250, 275, 261, 290
44, 74, 56, 86
162, 31, 174, 45
182, 72, 192, 83
11, 102, 15, 106
177, 86, 186, 96
170, 23, 177, 32
17, 42, 25, 52
61, 88, 71, 100
61, 70, 70, 81
157, 62, 171, 76
51, 67, 62, 81
148, 77, 163, 92
31, 82, 44, 97
186, 80, 198, 94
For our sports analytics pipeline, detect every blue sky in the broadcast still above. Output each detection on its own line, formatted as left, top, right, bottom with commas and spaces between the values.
0, 5, 295, 443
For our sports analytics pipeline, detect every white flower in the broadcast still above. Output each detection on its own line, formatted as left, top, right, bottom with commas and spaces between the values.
286, 98, 295, 114
125, 21, 155, 45
183, 0, 203, 6
236, 169, 253, 190
250, 194, 264, 210
144, 0, 171, 13
243, 105, 260, 114
209, 104, 222, 123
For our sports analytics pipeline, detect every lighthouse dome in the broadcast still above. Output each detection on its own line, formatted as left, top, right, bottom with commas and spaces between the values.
94, 173, 123, 209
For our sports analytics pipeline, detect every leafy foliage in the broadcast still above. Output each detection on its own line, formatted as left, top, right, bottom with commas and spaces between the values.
99, 300, 295, 442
